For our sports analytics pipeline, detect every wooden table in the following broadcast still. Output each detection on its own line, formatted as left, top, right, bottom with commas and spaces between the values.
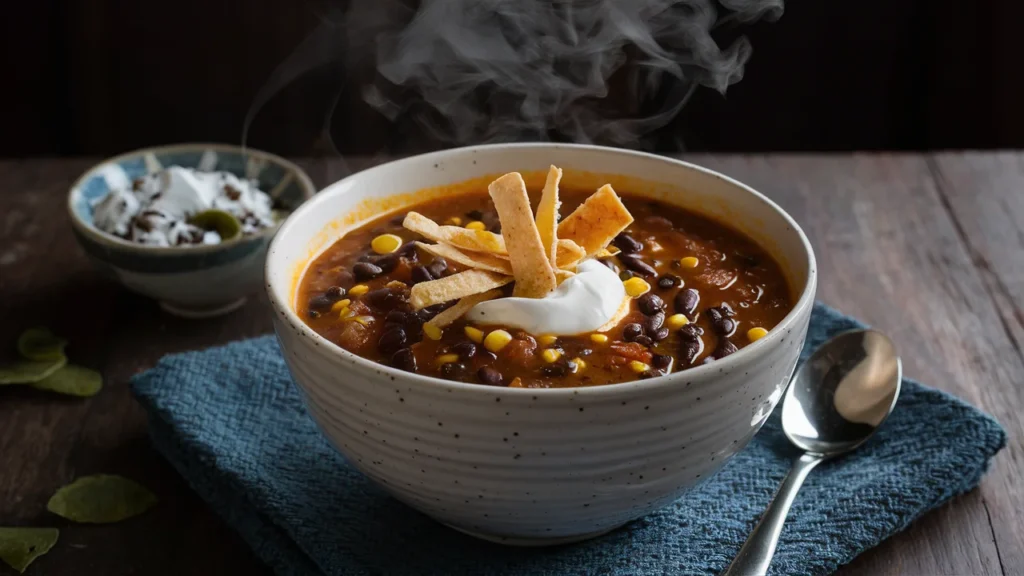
1, 154, 1021, 575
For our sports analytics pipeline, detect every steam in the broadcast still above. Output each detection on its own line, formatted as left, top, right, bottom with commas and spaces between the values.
246, 0, 783, 151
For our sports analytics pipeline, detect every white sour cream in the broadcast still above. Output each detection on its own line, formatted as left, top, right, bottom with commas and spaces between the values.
466, 259, 626, 335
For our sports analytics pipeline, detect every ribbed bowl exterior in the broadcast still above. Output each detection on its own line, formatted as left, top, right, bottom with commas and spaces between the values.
273, 305, 810, 541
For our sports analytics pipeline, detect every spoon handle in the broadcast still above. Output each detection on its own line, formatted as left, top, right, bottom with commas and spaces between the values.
721, 453, 824, 576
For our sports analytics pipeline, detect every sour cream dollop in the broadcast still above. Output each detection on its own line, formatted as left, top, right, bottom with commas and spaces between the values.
466, 259, 626, 335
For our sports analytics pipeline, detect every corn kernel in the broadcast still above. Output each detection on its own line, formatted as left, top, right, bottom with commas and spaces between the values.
541, 348, 562, 363
349, 284, 369, 297
509, 377, 524, 388
329, 298, 352, 313
337, 306, 353, 319
629, 360, 650, 374
571, 358, 586, 372
371, 233, 403, 254
386, 280, 408, 290
448, 216, 463, 226
423, 323, 443, 341
483, 329, 513, 353
352, 315, 374, 326
666, 313, 689, 330
747, 327, 769, 342
464, 326, 484, 344
590, 333, 609, 344
606, 245, 621, 255
436, 353, 460, 365
595, 248, 613, 258
466, 220, 487, 231
538, 334, 558, 346
623, 277, 651, 298
680, 256, 700, 269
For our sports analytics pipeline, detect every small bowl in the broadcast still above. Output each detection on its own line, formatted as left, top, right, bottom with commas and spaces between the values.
267, 143, 817, 544
69, 143, 315, 318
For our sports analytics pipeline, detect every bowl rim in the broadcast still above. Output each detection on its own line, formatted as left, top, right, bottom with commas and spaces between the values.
267, 142, 817, 397
67, 142, 317, 256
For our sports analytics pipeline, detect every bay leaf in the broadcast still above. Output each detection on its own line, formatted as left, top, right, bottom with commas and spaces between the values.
0, 357, 66, 385
47, 475, 157, 524
16, 327, 67, 362
31, 365, 103, 397
0, 527, 59, 574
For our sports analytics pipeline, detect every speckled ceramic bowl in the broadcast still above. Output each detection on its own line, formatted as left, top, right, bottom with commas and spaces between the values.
69, 143, 315, 318
267, 143, 816, 545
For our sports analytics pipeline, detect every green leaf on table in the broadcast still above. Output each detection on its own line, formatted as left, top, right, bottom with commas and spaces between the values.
15, 327, 67, 362
0, 527, 59, 574
187, 209, 242, 241
47, 475, 157, 524
30, 365, 103, 397
0, 357, 66, 385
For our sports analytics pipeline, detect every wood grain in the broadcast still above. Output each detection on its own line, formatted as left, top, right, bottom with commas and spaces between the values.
0, 155, 1019, 575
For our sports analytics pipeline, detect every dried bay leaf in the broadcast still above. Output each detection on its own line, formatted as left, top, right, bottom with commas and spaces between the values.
16, 327, 67, 361
47, 475, 157, 524
0, 527, 59, 574
0, 357, 66, 385
31, 365, 103, 397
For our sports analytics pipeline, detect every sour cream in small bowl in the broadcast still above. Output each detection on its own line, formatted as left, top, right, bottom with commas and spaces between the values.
68, 143, 315, 318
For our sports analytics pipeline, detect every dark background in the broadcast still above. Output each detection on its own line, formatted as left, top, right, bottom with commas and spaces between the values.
3, 0, 1022, 158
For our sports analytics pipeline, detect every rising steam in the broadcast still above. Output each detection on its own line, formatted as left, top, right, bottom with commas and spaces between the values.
246, 0, 784, 152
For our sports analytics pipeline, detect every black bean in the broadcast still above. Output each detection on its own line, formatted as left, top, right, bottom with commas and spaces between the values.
466, 209, 484, 220
398, 241, 418, 257
652, 327, 670, 342
679, 324, 705, 340
366, 287, 401, 310
707, 307, 736, 336
679, 338, 702, 365
390, 213, 406, 225
378, 327, 408, 355
651, 354, 672, 370
410, 266, 433, 285
391, 348, 417, 372
452, 341, 477, 359
619, 254, 657, 277
640, 369, 661, 379
325, 286, 346, 299
418, 303, 447, 321
638, 293, 666, 315
612, 233, 643, 254
634, 335, 654, 347
427, 258, 448, 278
619, 270, 635, 281
374, 254, 398, 273
623, 323, 644, 342
477, 366, 504, 386
480, 351, 498, 362
675, 288, 700, 317
353, 262, 383, 281
440, 362, 466, 380
714, 340, 739, 359
644, 312, 665, 333
720, 302, 736, 317
542, 365, 569, 378
600, 258, 619, 273
657, 275, 681, 290
308, 310, 321, 319
308, 294, 334, 311
358, 253, 375, 262
385, 310, 408, 325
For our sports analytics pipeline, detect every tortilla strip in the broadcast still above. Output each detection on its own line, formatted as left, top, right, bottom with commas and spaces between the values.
488, 172, 556, 298
415, 242, 513, 275
410, 269, 512, 310
596, 296, 632, 332
535, 165, 562, 267
554, 239, 585, 269
424, 289, 503, 329
404, 212, 507, 255
554, 269, 575, 284
557, 184, 634, 257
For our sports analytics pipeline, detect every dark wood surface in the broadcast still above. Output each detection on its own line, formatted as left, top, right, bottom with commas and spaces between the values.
0, 154, 1020, 575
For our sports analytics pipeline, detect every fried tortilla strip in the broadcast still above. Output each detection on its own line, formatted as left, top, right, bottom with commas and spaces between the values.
410, 269, 512, 310
557, 184, 634, 257
535, 165, 562, 267
596, 296, 632, 332
488, 172, 556, 298
415, 242, 513, 275
554, 238, 585, 269
404, 212, 507, 255
424, 289, 503, 329
554, 269, 575, 284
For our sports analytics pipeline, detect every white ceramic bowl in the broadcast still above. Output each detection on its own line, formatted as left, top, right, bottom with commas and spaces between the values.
267, 144, 816, 545
68, 143, 315, 318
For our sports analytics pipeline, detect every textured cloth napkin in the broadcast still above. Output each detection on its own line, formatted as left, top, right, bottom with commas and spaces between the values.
131, 303, 1006, 576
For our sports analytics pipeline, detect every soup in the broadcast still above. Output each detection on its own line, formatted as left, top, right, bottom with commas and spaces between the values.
297, 168, 792, 388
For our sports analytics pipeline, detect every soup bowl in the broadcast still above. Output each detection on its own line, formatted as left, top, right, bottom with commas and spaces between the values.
266, 143, 816, 545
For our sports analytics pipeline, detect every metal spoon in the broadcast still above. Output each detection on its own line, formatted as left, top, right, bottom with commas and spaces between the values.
722, 329, 902, 576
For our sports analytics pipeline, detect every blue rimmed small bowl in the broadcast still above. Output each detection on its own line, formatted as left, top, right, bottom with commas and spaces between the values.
68, 143, 316, 318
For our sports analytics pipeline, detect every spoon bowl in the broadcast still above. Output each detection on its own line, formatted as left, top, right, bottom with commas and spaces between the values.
723, 328, 902, 576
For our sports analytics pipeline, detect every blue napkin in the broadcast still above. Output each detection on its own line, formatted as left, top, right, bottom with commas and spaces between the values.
131, 303, 1006, 576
